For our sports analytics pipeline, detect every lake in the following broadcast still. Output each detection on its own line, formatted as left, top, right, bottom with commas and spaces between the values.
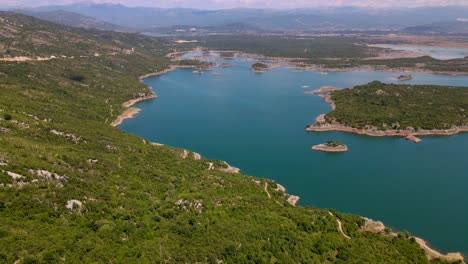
119, 53, 468, 255
372, 44, 468, 60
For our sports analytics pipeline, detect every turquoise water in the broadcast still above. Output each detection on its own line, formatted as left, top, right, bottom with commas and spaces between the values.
120, 55, 468, 255
373, 44, 468, 60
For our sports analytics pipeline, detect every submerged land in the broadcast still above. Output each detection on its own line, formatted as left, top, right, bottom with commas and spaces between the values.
0, 11, 467, 263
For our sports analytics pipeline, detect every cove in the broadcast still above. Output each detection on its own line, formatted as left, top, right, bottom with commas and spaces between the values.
119, 54, 468, 255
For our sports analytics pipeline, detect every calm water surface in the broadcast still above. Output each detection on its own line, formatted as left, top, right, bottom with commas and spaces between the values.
373, 44, 468, 60
120, 54, 468, 254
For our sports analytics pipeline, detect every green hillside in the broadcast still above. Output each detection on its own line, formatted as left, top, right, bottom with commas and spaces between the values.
0, 12, 456, 263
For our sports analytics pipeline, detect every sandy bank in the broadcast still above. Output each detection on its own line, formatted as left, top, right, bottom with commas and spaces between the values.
111, 64, 194, 127
111, 94, 156, 127
111, 107, 142, 127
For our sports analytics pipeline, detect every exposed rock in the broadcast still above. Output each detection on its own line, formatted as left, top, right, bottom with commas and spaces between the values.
30, 169, 66, 181
287, 195, 300, 206
66, 200, 82, 210
6, 171, 24, 180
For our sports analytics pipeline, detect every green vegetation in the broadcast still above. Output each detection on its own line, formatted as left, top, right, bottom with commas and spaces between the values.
325, 141, 345, 147
251, 62, 269, 71
197, 35, 379, 59
175, 59, 213, 70
325, 81, 468, 130
0, 13, 457, 263
298, 56, 468, 74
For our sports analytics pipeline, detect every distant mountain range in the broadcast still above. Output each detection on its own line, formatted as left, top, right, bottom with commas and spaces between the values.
16, 10, 128, 31
14, 3, 468, 34
404, 20, 468, 34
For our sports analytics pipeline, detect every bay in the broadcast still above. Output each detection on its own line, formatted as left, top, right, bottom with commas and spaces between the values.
120, 55, 468, 255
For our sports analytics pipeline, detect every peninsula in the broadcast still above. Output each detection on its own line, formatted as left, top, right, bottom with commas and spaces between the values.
306, 81, 468, 141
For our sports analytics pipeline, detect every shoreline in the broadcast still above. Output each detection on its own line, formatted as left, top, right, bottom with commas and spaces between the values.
112, 48, 465, 261
362, 218, 465, 262
306, 89, 468, 141
224, 50, 468, 76
111, 64, 200, 127
312, 144, 348, 152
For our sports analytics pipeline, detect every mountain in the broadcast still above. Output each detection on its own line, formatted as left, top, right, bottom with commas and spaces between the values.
16, 10, 128, 31
19, 4, 468, 32
0, 12, 462, 263
144, 22, 265, 35
404, 19, 468, 34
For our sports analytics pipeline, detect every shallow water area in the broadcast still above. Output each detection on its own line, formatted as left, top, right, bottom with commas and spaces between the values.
373, 44, 468, 60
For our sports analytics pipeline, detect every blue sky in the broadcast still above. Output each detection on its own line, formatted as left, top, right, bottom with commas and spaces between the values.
2, 0, 468, 9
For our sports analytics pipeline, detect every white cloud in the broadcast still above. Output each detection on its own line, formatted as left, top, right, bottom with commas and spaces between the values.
1, 0, 468, 9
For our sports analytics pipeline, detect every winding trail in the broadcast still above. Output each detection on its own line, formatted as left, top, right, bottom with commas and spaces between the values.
264, 182, 271, 199
329, 211, 351, 240
336, 219, 351, 240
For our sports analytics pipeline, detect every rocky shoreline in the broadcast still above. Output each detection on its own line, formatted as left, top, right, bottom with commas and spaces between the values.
312, 143, 348, 152
361, 218, 465, 263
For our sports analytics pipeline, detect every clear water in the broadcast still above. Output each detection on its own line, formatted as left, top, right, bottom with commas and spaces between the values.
120, 54, 468, 255
373, 44, 468, 60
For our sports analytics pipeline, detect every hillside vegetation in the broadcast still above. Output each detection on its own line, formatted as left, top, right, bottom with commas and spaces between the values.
0, 13, 457, 263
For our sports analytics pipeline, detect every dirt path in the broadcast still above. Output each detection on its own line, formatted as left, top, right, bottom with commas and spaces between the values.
329, 211, 351, 239
336, 219, 351, 240
264, 182, 271, 199
207, 162, 214, 170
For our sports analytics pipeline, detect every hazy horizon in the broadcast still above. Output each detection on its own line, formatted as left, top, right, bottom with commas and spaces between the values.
2, 0, 468, 9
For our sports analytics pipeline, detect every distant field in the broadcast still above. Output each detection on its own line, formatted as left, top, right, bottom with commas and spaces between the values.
195, 35, 468, 74
196, 35, 380, 59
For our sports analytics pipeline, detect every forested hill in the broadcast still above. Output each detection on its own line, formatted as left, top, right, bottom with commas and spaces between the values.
0, 12, 455, 263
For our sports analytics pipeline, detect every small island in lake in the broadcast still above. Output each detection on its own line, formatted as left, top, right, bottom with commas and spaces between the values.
306, 81, 468, 142
312, 141, 348, 152
397, 74, 413, 81
251, 62, 269, 72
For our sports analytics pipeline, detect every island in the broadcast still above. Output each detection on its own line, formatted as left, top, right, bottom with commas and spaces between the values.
306, 81, 468, 142
397, 74, 413, 81
312, 141, 348, 152
251, 62, 269, 72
